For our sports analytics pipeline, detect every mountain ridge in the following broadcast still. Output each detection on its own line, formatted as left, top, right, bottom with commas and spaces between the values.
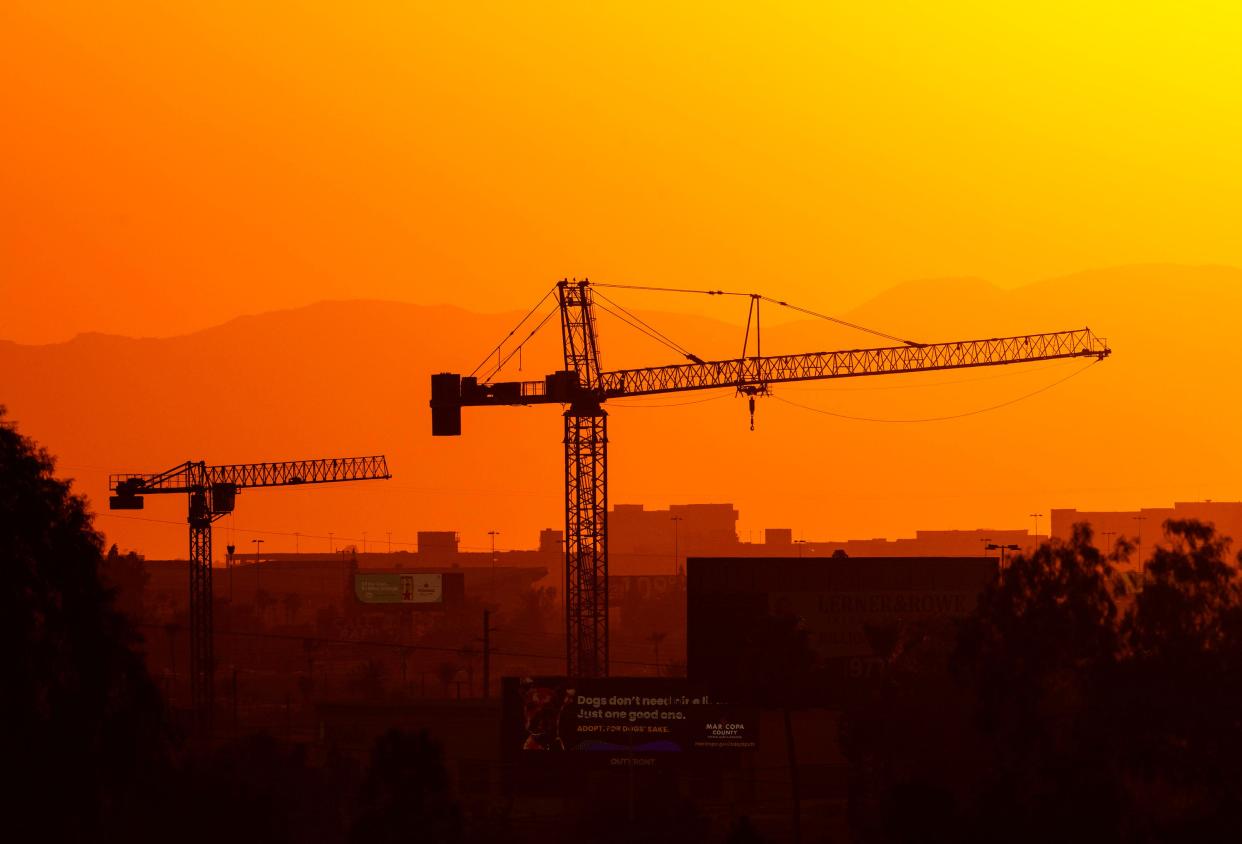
3, 263, 1238, 566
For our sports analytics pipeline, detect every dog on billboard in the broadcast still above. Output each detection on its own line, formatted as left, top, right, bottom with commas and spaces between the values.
518, 678, 574, 751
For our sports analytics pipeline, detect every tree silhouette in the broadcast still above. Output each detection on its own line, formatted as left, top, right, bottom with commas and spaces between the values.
1, 408, 167, 838
953, 523, 1125, 839
436, 660, 460, 698
254, 588, 276, 625
355, 658, 388, 701
739, 608, 816, 844
282, 590, 303, 625
157, 733, 358, 844
458, 642, 479, 696
839, 616, 979, 843
349, 729, 462, 844
102, 542, 150, 622
726, 815, 765, 844
843, 520, 1242, 842
1114, 519, 1242, 836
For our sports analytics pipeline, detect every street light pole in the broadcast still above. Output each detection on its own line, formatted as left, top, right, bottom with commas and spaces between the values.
670, 515, 683, 576
252, 538, 264, 594
488, 530, 500, 602
986, 543, 1021, 570
481, 609, 499, 700
1029, 513, 1044, 547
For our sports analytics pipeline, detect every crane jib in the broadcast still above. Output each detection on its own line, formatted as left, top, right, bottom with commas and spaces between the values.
430, 328, 1110, 422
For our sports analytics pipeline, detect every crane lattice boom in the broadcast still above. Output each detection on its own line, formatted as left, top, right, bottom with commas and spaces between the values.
110, 455, 390, 495
438, 328, 1109, 410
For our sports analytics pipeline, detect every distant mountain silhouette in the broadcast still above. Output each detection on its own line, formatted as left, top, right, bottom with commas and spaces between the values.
3, 264, 1239, 566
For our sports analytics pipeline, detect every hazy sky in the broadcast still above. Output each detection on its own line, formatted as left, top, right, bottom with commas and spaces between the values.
4, 2, 1242, 343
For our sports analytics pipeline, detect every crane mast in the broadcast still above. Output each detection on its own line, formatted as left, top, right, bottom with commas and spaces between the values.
431, 279, 1111, 677
109, 455, 391, 731
558, 282, 609, 677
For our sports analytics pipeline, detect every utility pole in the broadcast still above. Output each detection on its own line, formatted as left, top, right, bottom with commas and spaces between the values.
294, 531, 300, 554
670, 515, 683, 576
252, 538, 264, 595
481, 609, 499, 700
1102, 531, 1117, 557
488, 530, 500, 603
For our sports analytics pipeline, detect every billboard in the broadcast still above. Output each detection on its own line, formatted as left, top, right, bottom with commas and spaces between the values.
501, 677, 757, 765
688, 556, 996, 704
355, 572, 443, 604
607, 574, 683, 607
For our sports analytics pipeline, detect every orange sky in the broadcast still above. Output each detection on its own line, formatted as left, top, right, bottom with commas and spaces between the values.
4, 4, 1242, 562
4, 2, 1242, 343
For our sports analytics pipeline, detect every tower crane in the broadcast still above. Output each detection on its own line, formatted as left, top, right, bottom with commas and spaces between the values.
431, 279, 1111, 677
109, 455, 391, 730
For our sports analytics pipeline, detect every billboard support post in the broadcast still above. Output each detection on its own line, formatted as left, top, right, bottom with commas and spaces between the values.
482, 610, 493, 700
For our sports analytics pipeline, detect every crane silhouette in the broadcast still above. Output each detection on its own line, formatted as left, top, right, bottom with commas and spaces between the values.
109, 455, 391, 730
431, 279, 1111, 677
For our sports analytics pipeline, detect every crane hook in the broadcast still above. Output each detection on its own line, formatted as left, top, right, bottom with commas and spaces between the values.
748, 396, 756, 431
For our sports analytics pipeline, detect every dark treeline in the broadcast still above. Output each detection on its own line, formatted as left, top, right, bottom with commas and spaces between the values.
1, 409, 460, 842
2, 409, 706, 844
12, 398, 1242, 842
842, 521, 1242, 843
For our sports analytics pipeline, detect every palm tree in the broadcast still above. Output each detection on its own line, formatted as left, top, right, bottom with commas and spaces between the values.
436, 661, 459, 699
253, 588, 275, 626
356, 659, 387, 701
742, 612, 815, 844
647, 631, 667, 677
282, 591, 303, 625
457, 643, 478, 697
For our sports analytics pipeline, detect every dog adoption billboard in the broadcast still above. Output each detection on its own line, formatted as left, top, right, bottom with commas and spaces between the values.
501, 677, 757, 764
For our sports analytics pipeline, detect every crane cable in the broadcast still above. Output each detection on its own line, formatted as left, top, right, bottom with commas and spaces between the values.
468, 284, 558, 378
592, 293, 703, 364
771, 359, 1101, 423
594, 290, 696, 357
592, 281, 920, 347
478, 304, 559, 383
758, 296, 920, 347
